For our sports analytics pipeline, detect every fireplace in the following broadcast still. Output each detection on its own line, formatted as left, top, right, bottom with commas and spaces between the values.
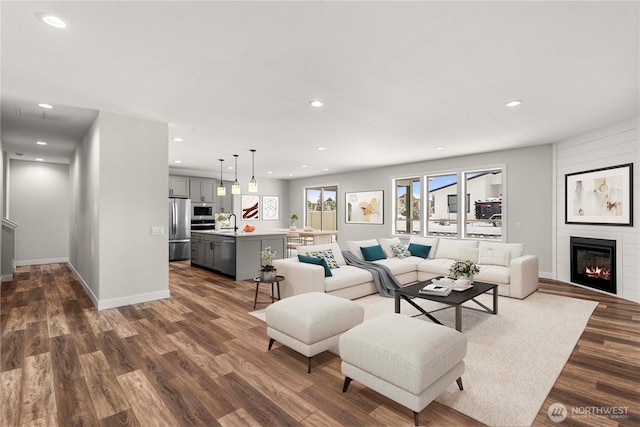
570, 236, 616, 294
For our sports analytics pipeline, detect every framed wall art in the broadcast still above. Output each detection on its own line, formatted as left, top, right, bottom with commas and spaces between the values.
262, 195, 279, 220
242, 195, 260, 220
565, 163, 633, 226
345, 190, 384, 224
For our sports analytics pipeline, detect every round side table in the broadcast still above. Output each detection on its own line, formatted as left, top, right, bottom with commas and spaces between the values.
253, 275, 284, 309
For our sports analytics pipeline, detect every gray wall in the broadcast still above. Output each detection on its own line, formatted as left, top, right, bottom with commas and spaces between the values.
9, 159, 70, 264
70, 111, 169, 309
287, 144, 553, 275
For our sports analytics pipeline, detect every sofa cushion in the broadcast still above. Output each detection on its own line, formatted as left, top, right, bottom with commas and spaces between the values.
298, 243, 346, 265
460, 247, 479, 264
409, 237, 440, 259
478, 241, 524, 260
298, 254, 332, 277
374, 258, 417, 276
391, 243, 412, 259
478, 249, 510, 267
361, 245, 387, 261
476, 265, 510, 284
379, 237, 402, 257
435, 239, 478, 260
408, 243, 431, 259
417, 258, 455, 276
345, 239, 379, 260
324, 266, 375, 293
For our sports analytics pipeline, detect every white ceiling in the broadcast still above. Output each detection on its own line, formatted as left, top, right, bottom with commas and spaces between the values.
1, 1, 638, 181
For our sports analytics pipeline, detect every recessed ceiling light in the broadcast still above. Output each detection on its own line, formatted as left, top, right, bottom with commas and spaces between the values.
36, 141, 47, 145
317, 147, 326, 151
323, 168, 329, 171
301, 165, 307, 168
38, 103, 53, 109
267, 171, 273, 174
309, 100, 323, 107
289, 174, 294, 177
435, 147, 444, 150
41, 15, 67, 28
174, 160, 182, 164
35, 158, 44, 162
505, 100, 522, 107
172, 137, 183, 142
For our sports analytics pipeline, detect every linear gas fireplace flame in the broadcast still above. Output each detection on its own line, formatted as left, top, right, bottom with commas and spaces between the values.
585, 265, 610, 280
570, 236, 616, 294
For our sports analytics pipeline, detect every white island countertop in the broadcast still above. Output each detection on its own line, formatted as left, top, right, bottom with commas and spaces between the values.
191, 230, 287, 237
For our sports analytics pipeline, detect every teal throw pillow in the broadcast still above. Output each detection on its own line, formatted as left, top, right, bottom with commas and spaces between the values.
306, 249, 340, 269
391, 243, 412, 259
408, 243, 431, 259
360, 244, 387, 261
298, 255, 332, 277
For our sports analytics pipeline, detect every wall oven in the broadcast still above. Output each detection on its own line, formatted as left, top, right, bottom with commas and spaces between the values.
192, 202, 214, 220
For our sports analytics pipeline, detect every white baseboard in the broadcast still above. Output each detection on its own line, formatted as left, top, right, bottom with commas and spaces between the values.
15, 257, 69, 266
67, 262, 99, 308
67, 262, 170, 311
97, 290, 171, 310
538, 271, 553, 280
1, 274, 14, 282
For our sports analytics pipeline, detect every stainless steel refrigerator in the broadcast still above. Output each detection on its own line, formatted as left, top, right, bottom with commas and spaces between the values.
169, 198, 191, 261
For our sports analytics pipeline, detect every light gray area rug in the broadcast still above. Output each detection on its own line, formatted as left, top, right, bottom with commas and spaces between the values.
250, 291, 597, 427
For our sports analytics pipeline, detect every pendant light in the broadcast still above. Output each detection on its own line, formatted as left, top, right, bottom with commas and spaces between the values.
231, 154, 241, 194
217, 159, 226, 196
248, 149, 258, 193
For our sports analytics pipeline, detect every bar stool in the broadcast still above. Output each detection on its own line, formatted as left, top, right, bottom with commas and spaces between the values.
287, 231, 301, 257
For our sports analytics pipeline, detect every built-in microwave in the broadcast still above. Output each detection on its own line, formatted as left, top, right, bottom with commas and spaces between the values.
192, 202, 214, 220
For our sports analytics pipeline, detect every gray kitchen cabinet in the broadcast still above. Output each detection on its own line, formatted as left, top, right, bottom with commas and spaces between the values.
190, 178, 216, 203
190, 231, 286, 280
169, 175, 190, 198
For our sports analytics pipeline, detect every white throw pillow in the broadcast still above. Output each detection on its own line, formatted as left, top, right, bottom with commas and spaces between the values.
345, 239, 379, 260
435, 239, 478, 260
379, 237, 402, 258
460, 247, 479, 264
478, 241, 524, 260
478, 249, 510, 267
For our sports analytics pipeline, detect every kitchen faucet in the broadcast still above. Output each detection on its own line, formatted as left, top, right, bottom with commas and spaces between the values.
222, 213, 238, 233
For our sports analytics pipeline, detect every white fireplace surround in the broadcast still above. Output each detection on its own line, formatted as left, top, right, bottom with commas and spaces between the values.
555, 117, 638, 303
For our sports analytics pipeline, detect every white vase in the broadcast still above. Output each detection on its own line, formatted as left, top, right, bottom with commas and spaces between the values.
462, 274, 474, 284
261, 269, 277, 281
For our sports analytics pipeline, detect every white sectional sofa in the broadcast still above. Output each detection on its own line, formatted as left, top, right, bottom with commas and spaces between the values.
272, 236, 539, 300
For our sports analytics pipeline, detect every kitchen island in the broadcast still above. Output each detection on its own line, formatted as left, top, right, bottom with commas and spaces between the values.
190, 230, 287, 280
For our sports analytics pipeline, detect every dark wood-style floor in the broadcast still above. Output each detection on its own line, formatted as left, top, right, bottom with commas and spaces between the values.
1, 262, 639, 426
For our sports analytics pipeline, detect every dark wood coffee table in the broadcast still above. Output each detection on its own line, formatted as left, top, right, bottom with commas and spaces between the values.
394, 279, 498, 332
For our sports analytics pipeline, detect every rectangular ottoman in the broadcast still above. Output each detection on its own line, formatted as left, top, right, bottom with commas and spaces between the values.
340, 313, 467, 426
265, 292, 364, 373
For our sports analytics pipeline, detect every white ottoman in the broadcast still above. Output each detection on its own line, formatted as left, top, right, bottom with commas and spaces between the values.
340, 313, 467, 426
265, 292, 364, 373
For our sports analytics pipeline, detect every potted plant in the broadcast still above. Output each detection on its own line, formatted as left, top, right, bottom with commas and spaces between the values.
260, 246, 278, 281
216, 214, 227, 230
449, 259, 480, 283
289, 213, 299, 230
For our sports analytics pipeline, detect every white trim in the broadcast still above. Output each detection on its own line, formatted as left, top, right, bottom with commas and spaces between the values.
67, 262, 170, 310
97, 290, 171, 311
538, 271, 553, 280
15, 257, 69, 266
1, 274, 14, 282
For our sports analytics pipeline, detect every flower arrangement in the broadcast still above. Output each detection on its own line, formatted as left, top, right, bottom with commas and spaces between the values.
261, 246, 277, 271
449, 259, 480, 278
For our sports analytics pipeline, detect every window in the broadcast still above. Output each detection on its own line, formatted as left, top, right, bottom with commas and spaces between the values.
394, 177, 421, 234
305, 186, 337, 231
464, 169, 502, 239
427, 174, 458, 237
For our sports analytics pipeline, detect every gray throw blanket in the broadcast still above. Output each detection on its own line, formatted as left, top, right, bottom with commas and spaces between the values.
342, 250, 403, 297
